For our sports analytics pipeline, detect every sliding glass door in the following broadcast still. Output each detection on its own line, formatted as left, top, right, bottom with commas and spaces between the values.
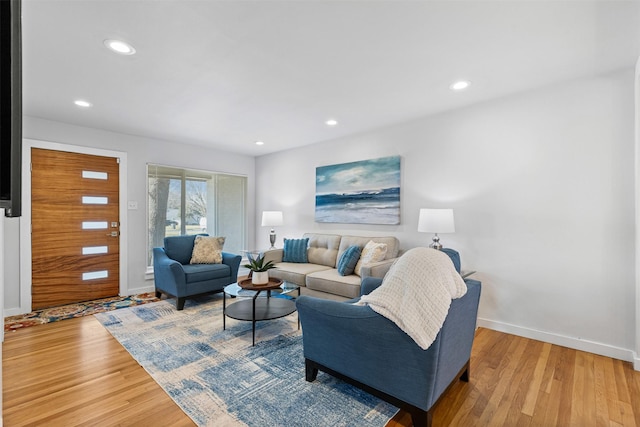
147, 164, 247, 266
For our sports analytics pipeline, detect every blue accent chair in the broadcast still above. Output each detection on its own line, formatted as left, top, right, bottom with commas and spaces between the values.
153, 234, 241, 310
296, 248, 481, 427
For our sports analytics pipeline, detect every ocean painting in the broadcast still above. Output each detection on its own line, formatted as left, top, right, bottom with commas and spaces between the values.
315, 156, 401, 225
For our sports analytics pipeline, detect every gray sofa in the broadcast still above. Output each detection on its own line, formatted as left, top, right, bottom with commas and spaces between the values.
262, 233, 400, 301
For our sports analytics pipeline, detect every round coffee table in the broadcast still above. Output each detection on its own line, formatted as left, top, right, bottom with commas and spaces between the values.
223, 279, 300, 346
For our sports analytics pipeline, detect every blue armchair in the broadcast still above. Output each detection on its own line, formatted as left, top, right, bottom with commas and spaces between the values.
153, 234, 241, 310
296, 248, 481, 427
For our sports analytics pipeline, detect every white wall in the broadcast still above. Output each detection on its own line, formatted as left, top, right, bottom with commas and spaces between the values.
3, 117, 255, 314
634, 57, 640, 371
3, 69, 635, 362
2, 216, 19, 314
256, 68, 637, 361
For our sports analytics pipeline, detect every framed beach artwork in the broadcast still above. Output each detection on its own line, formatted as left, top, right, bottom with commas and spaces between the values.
315, 155, 401, 225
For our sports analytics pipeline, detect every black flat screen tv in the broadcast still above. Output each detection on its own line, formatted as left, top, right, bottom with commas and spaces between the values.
0, 0, 22, 217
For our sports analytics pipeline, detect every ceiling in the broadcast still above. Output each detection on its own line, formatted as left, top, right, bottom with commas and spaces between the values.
21, 1, 640, 157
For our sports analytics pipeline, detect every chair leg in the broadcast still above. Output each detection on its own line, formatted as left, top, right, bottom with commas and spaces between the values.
305, 359, 318, 382
408, 408, 432, 427
176, 297, 186, 310
460, 362, 470, 382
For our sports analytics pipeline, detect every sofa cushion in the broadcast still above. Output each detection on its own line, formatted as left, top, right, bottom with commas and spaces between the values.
306, 269, 362, 299
337, 235, 400, 262
182, 263, 231, 283
164, 234, 204, 265
190, 236, 225, 264
269, 262, 333, 286
304, 233, 342, 267
283, 238, 309, 263
355, 240, 388, 276
337, 245, 362, 276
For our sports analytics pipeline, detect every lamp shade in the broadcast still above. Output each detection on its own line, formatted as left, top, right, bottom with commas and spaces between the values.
261, 211, 283, 227
417, 208, 455, 233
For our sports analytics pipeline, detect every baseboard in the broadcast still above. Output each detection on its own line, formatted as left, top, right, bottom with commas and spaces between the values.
477, 317, 636, 365
634, 352, 640, 371
127, 285, 156, 295
4, 307, 27, 317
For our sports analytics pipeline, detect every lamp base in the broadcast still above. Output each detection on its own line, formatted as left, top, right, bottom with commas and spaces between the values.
269, 230, 276, 249
429, 234, 443, 251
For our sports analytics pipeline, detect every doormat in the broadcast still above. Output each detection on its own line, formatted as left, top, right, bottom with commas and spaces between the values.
4, 293, 159, 332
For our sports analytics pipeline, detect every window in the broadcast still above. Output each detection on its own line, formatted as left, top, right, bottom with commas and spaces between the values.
147, 164, 247, 266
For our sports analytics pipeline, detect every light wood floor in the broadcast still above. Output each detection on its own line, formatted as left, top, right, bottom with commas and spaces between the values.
4, 317, 640, 426
388, 327, 640, 427
3, 316, 195, 427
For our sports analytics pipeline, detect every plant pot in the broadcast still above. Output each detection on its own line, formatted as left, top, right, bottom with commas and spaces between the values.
251, 271, 269, 285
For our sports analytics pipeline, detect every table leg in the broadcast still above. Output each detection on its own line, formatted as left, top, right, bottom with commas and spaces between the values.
252, 291, 260, 346
223, 291, 226, 330
297, 287, 301, 330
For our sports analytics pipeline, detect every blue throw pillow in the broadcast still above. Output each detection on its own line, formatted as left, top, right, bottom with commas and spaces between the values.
337, 245, 362, 276
283, 238, 309, 263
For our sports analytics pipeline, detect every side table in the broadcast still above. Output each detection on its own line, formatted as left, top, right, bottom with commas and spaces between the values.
223, 279, 300, 346
461, 270, 476, 279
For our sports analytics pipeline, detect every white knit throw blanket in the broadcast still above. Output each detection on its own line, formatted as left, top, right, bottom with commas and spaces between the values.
356, 247, 467, 350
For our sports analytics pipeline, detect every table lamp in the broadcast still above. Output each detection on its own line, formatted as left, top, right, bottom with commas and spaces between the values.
261, 211, 283, 249
417, 208, 455, 250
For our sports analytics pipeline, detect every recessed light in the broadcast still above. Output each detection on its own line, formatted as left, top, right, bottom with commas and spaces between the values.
255, 141, 264, 146
326, 119, 338, 126
450, 80, 470, 91
104, 39, 136, 55
74, 100, 92, 108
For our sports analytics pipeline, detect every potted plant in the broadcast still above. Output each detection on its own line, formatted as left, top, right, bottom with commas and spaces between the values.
244, 253, 276, 285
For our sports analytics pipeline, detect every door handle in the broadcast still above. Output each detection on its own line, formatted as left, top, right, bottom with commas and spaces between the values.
106, 231, 119, 237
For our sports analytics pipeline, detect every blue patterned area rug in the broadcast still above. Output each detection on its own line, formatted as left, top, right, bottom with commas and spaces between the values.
94, 294, 397, 427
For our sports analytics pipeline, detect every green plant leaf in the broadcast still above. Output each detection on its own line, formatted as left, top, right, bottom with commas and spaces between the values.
243, 254, 277, 272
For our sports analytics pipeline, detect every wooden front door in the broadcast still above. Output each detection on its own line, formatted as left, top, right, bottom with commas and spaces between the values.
31, 148, 120, 309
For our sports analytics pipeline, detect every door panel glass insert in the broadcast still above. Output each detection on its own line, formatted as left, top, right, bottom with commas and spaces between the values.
82, 270, 109, 280
82, 221, 108, 229
82, 196, 108, 204
82, 246, 109, 255
82, 171, 108, 180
